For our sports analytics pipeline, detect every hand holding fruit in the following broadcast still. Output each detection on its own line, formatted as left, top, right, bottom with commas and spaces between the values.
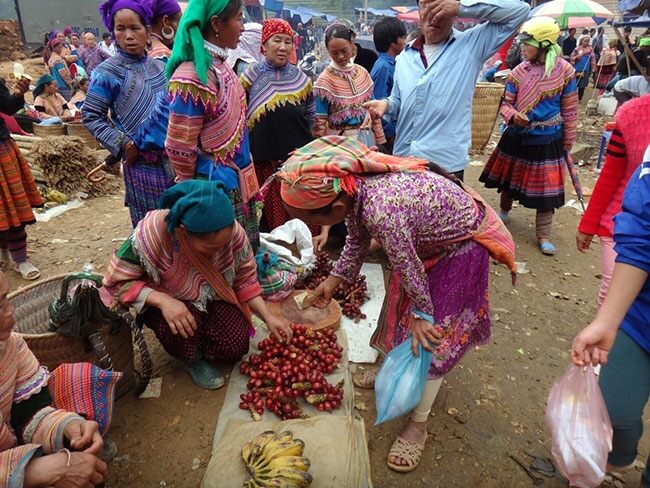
312, 275, 342, 309
266, 314, 293, 342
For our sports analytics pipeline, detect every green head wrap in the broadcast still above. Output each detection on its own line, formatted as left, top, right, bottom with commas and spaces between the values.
640, 37, 650, 47
166, 0, 231, 84
522, 38, 561, 78
33, 74, 56, 97
159, 179, 234, 234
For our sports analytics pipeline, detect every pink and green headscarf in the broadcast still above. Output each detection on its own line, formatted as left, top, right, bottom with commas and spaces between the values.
277, 136, 429, 210
166, 0, 232, 83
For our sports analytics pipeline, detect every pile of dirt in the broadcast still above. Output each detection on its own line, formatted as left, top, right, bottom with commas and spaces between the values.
0, 21, 24, 62
31, 136, 121, 196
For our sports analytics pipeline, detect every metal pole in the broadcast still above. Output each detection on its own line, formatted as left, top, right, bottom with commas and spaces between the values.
13, 0, 27, 47
364, 0, 368, 29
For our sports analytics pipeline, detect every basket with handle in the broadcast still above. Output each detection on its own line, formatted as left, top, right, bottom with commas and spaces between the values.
9, 273, 152, 399
471, 82, 505, 152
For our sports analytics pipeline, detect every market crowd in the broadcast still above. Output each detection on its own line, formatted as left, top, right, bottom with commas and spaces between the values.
0, 0, 649, 484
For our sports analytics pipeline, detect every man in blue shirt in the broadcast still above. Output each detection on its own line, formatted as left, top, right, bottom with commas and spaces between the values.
371, 17, 407, 152
365, 0, 530, 179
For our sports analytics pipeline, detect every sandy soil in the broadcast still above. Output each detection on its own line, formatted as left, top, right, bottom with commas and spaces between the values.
4, 74, 647, 486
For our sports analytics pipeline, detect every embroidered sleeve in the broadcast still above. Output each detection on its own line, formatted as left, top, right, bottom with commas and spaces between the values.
305, 91, 316, 129
0, 444, 42, 488
500, 74, 519, 124
165, 82, 208, 181
231, 224, 262, 303
13, 336, 49, 404
371, 117, 386, 145
560, 68, 579, 146
82, 67, 129, 156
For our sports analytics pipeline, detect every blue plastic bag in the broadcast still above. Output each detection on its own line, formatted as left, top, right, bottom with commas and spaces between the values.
374, 339, 433, 425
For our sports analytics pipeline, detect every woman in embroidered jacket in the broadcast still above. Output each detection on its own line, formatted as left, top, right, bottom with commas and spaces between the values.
82, 0, 175, 228
313, 20, 385, 144
147, 0, 182, 63
165, 0, 261, 249
0, 271, 112, 487
241, 19, 315, 231
103, 181, 291, 390
480, 17, 578, 256
277, 136, 516, 473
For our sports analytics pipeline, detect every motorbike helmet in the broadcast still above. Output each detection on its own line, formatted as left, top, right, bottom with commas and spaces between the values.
516, 17, 561, 49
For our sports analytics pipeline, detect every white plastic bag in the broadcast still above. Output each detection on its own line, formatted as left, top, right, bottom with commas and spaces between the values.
259, 219, 314, 278
545, 364, 613, 488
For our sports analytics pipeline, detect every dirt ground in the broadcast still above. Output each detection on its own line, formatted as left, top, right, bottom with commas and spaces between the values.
5, 85, 648, 487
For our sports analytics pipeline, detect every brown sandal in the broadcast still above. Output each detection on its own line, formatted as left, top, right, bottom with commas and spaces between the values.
352, 368, 376, 389
387, 435, 428, 473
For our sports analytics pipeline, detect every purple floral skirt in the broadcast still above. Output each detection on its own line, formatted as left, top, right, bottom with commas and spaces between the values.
372, 239, 491, 379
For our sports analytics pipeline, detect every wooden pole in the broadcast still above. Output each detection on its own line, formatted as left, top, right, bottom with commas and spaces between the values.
13, 0, 27, 47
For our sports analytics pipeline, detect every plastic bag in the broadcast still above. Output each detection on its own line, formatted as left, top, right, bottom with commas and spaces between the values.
259, 219, 314, 278
545, 364, 613, 488
374, 339, 432, 425
357, 128, 375, 149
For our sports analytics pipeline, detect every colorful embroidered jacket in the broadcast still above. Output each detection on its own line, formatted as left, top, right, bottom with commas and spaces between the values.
148, 38, 171, 64
313, 64, 386, 144
102, 210, 262, 312
0, 334, 83, 488
241, 59, 314, 162
82, 50, 169, 157
500, 57, 578, 145
166, 52, 250, 186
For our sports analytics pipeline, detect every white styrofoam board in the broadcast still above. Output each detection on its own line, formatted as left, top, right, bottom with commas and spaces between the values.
340, 262, 385, 364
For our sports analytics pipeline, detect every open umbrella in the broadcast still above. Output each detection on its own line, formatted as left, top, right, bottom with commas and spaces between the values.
530, 0, 615, 28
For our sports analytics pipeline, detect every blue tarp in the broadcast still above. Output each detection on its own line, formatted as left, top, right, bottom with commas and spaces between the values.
354, 7, 397, 17
260, 0, 284, 13
618, 0, 649, 15
614, 10, 650, 26
294, 6, 336, 21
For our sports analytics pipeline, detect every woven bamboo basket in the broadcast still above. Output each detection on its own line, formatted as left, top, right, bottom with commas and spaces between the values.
8, 274, 137, 398
32, 123, 66, 138
66, 122, 100, 150
471, 82, 505, 152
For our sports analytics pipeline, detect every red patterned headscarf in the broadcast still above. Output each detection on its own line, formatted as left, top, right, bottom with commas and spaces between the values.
261, 18, 294, 48
277, 136, 429, 210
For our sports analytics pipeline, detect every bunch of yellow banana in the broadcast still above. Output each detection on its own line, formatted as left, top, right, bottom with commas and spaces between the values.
242, 430, 312, 487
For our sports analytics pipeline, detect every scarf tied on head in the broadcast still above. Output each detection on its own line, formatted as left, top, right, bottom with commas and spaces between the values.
99, 0, 153, 33
146, 0, 181, 19
277, 136, 429, 210
159, 179, 234, 234
261, 19, 294, 49
166, 0, 230, 83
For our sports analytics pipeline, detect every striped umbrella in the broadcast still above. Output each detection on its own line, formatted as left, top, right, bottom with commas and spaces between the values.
530, 0, 615, 29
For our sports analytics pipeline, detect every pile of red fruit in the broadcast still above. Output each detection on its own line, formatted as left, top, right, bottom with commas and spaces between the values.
239, 323, 344, 421
303, 252, 369, 321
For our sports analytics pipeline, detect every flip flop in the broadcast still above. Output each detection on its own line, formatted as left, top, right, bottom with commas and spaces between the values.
14, 261, 40, 280
387, 435, 429, 473
539, 241, 556, 256
352, 368, 376, 389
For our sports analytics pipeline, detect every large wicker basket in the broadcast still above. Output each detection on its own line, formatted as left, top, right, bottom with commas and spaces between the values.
8, 274, 146, 398
66, 122, 101, 150
471, 82, 505, 152
32, 123, 66, 138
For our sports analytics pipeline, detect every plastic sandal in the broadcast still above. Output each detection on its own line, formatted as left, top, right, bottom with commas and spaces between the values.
539, 241, 556, 256
387, 435, 428, 473
352, 369, 376, 389
499, 211, 510, 223
186, 359, 225, 390
14, 261, 40, 280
